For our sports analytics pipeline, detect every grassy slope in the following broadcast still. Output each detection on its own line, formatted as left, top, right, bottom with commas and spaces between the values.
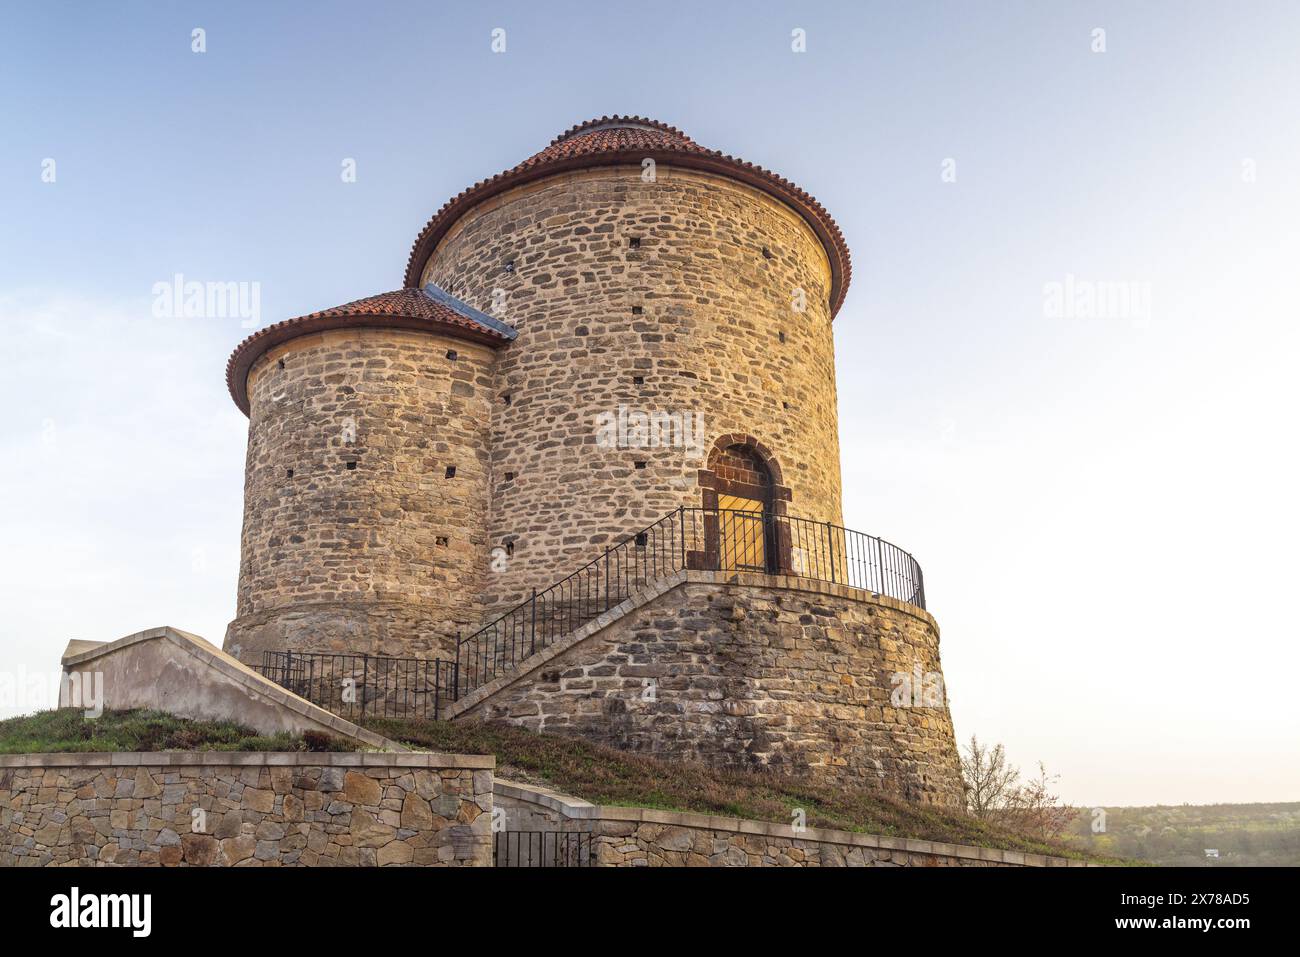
365, 717, 1120, 862
3, 710, 1120, 862
0, 709, 349, 753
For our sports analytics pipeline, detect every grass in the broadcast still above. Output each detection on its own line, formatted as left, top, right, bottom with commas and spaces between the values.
0, 709, 351, 753
364, 717, 1122, 862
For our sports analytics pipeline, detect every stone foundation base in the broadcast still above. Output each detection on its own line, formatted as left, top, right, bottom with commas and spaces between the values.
223, 600, 463, 669
454, 570, 966, 807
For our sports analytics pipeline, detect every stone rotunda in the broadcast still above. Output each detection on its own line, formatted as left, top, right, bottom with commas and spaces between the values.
222, 116, 964, 806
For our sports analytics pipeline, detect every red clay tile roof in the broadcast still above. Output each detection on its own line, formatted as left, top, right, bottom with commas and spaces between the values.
225, 288, 511, 415
402, 115, 852, 316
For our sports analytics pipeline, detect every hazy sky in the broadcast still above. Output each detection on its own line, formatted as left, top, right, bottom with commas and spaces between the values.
2, 1, 1297, 806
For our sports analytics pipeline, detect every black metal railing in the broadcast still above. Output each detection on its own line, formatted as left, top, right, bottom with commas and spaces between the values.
454, 506, 925, 698
494, 830, 595, 867
256, 507, 925, 720
258, 651, 451, 720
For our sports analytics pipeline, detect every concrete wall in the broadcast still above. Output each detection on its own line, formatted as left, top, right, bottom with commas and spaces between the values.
225, 328, 497, 666
0, 752, 494, 867
60, 626, 399, 749
423, 166, 844, 612
454, 571, 964, 806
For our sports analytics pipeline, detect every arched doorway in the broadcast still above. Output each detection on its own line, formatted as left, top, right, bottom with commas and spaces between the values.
697, 435, 791, 573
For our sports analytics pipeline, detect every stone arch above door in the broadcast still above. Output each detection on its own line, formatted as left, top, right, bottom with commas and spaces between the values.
699, 434, 791, 516
692, 434, 793, 574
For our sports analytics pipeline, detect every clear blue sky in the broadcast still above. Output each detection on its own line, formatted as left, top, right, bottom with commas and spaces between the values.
2, 1, 1297, 806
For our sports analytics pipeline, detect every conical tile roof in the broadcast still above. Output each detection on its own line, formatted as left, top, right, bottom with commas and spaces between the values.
403, 116, 851, 316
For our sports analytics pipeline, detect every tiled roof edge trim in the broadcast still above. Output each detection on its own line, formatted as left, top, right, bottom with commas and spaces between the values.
224, 288, 510, 416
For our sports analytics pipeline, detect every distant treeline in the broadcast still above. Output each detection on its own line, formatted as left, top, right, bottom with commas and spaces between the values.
1065, 802, 1300, 866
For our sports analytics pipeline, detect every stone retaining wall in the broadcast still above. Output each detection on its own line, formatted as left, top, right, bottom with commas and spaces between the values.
457, 570, 965, 806
495, 780, 1096, 868
0, 752, 493, 867
589, 817, 1052, 867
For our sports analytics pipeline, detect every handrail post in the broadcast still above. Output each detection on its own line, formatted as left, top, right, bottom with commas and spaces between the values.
530, 588, 538, 656
434, 659, 441, 720
679, 506, 686, 570
453, 634, 461, 701
604, 547, 611, 610
826, 522, 836, 584
360, 653, 368, 718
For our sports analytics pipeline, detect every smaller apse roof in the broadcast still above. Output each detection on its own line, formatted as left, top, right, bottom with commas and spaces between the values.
225, 285, 515, 415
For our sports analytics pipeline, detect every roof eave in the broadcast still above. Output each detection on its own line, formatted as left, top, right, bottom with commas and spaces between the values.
225, 312, 508, 417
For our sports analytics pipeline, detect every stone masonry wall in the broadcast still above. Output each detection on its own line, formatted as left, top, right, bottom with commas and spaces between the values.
493, 781, 1094, 867
458, 572, 965, 807
423, 167, 844, 613
592, 819, 1029, 867
0, 752, 493, 867
224, 328, 496, 666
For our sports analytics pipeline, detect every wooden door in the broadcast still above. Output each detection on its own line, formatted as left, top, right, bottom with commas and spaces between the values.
717, 494, 767, 571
